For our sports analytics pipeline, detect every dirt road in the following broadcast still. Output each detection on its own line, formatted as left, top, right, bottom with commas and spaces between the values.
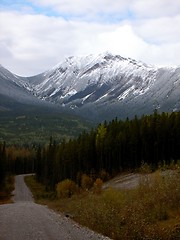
0, 175, 110, 240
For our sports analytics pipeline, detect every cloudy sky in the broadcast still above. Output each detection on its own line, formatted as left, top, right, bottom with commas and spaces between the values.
0, 0, 180, 76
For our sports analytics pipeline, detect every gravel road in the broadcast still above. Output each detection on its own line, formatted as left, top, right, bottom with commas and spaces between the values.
0, 175, 110, 240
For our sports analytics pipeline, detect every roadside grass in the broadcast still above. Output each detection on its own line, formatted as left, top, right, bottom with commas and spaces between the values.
0, 175, 14, 204
25, 169, 180, 239
24, 176, 56, 204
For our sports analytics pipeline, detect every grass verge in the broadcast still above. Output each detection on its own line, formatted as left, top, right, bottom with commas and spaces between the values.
25, 170, 180, 240
0, 175, 14, 204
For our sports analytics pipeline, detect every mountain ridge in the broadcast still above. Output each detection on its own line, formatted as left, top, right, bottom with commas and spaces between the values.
1, 52, 180, 121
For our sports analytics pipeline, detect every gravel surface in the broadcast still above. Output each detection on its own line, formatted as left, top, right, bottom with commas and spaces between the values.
0, 175, 110, 240
12, 174, 34, 202
103, 170, 178, 190
103, 173, 142, 190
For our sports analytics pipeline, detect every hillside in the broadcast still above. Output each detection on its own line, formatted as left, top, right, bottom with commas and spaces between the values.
0, 65, 90, 144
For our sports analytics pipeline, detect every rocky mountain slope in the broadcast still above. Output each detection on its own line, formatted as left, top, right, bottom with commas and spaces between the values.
1, 53, 180, 121
0, 64, 66, 116
0, 65, 90, 144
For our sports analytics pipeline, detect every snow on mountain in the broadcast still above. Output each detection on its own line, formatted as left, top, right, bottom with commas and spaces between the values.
0, 64, 31, 91
0, 65, 60, 115
1, 53, 180, 121
26, 52, 180, 121
0, 64, 34, 104
28, 53, 156, 103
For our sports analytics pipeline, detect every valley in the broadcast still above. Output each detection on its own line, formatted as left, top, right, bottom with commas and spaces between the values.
1, 0, 180, 239
0, 114, 90, 145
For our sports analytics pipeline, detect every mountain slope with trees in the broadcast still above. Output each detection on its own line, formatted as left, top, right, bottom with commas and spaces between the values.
1, 111, 180, 190
34, 111, 180, 189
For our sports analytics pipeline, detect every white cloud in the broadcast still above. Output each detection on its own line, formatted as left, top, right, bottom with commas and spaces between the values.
29, 0, 132, 15
94, 25, 147, 58
133, 15, 180, 44
132, 0, 180, 18
0, 0, 180, 76
0, 11, 115, 75
28, 0, 180, 19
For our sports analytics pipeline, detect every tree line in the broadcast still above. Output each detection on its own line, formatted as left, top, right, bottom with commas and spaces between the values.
0, 144, 35, 188
0, 111, 180, 189
35, 111, 180, 189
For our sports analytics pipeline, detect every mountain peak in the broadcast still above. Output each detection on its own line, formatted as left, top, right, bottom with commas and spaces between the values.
1, 53, 180, 122
55, 52, 127, 68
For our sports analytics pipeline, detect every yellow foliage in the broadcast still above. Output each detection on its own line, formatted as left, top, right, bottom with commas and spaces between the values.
93, 178, 103, 194
56, 179, 77, 198
81, 174, 93, 190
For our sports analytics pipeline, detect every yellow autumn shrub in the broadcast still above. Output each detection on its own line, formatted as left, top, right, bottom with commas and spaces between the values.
56, 179, 77, 198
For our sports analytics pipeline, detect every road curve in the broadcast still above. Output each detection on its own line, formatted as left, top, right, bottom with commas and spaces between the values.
0, 175, 110, 240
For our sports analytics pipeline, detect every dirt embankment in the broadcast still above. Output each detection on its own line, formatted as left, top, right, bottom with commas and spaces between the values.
103, 173, 142, 190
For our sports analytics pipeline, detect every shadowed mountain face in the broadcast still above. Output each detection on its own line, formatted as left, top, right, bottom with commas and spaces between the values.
0, 65, 91, 144
1, 53, 180, 122
0, 64, 68, 117
0, 64, 46, 115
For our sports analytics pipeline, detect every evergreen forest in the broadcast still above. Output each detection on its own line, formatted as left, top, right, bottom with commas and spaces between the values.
0, 111, 180, 189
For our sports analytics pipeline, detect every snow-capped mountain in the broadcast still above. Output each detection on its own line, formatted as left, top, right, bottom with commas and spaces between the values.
26, 52, 180, 121
28, 53, 157, 101
1, 53, 180, 121
0, 64, 62, 116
